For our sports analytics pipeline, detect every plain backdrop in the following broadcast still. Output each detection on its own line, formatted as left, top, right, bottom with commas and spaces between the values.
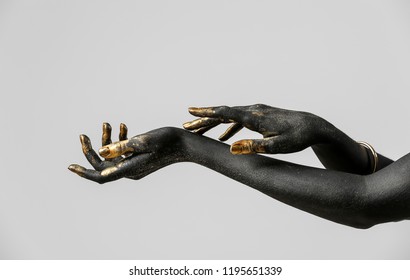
1, 0, 410, 259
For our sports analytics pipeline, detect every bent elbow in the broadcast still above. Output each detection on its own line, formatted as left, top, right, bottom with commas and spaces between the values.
342, 188, 381, 229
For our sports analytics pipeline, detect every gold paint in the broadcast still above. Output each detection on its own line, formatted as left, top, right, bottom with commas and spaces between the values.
251, 111, 264, 117
99, 140, 134, 159
182, 120, 194, 129
68, 164, 86, 177
119, 123, 128, 141
219, 123, 243, 141
357, 141, 379, 173
230, 140, 255, 155
102, 122, 112, 145
188, 107, 215, 116
101, 166, 118, 176
192, 126, 213, 135
99, 147, 110, 157
183, 117, 216, 129
230, 139, 267, 154
80, 134, 92, 153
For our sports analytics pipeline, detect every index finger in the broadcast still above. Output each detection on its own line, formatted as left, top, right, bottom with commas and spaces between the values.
188, 106, 244, 123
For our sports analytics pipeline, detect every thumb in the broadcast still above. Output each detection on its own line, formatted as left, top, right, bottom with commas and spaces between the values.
230, 136, 282, 155
99, 139, 134, 159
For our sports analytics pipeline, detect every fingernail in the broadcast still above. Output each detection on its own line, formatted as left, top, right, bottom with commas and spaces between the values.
120, 123, 127, 130
68, 164, 76, 172
188, 108, 200, 115
189, 107, 212, 114
80, 134, 88, 142
101, 166, 118, 176
103, 122, 112, 129
230, 140, 253, 155
182, 121, 192, 129
230, 143, 244, 154
80, 135, 91, 151
119, 123, 128, 139
68, 164, 85, 176
99, 147, 110, 157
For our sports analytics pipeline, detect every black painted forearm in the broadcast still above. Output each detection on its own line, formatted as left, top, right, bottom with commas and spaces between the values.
180, 129, 409, 228
312, 118, 394, 174
70, 126, 410, 228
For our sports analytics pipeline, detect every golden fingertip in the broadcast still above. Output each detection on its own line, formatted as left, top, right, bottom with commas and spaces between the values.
230, 140, 254, 155
182, 121, 192, 129
99, 147, 110, 158
103, 122, 112, 129
80, 134, 90, 144
80, 134, 92, 153
68, 164, 86, 176
188, 107, 214, 115
119, 123, 128, 140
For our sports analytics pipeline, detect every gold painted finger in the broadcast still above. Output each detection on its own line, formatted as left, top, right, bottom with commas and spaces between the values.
188, 107, 216, 117
101, 166, 119, 177
68, 164, 87, 177
191, 123, 220, 135
119, 123, 128, 141
102, 122, 112, 146
80, 134, 92, 154
218, 123, 243, 141
230, 139, 266, 155
183, 117, 221, 130
99, 140, 134, 159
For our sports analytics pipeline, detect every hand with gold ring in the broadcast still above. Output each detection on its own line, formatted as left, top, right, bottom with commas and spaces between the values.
67, 110, 404, 228
183, 104, 392, 174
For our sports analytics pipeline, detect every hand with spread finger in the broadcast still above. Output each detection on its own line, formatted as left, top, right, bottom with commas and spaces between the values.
69, 122, 128, 173
68, 126, 185, 184
183, 104, 327, 155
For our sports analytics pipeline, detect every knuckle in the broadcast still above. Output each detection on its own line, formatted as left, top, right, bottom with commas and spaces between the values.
145, 127, 180, 144
216, 106, 230, 114
251, 139, 274, 154
250, 103, 267, 110
160, 126, 178, 136
263, 137, 279, 153
242, 114, 252, 124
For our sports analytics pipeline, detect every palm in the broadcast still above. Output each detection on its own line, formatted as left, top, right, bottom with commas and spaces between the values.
69, 125, 182, 183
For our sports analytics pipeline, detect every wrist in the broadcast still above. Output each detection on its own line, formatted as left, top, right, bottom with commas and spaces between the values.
174, 127, 193, 162
311, 119, 371, 174
314, 116, 346, 145
178, 128, 201, 162
151, 127, 190, 163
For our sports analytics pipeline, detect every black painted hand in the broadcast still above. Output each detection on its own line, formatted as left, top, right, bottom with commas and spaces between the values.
183, 104, 327, 154
68, 125, 184, 184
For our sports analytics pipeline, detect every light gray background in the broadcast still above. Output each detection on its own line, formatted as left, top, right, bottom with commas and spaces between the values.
1, 0, 410, 259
